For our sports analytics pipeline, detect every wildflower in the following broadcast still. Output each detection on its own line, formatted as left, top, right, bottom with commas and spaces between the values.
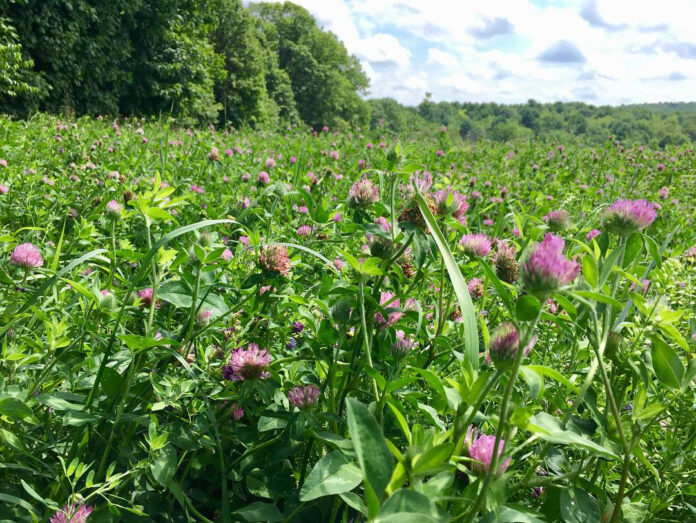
297, 225, 312, 237
259, 245, 291, 276
522, 234, 580, 297
137, 288, 159, 308
658, 186, 669, 200
494, 241, 519, 284
410, 171, 433, 193
0, 184, 8, 194
374, 291, 402, 328
348, 178, 379, 207
333, 258, 344, 270
221, 248, 233, 262
99, 290, 117, 311
258, 171, 270, 185
265, 157, 276, 169
603, 199, 656, 235
10, 243, 43, 269
467, 278, 484, 300
459, 234, 491, 257
105, 200, 121, 218
208, 147, 220, 161
483, 218, 494, 226
392, 330, 414, 357
329, 150, 340, 160
464, 426, 511, 476
489, 322, 534, 369
222, 343, 271, 381
196, 309, 212, 327
288, 384, 320, 409
0, 159, 7, 168
291, 321, 304, 334
230, 403, 244, 421
586, 229, 601, 242
543, 210, 570, 232
50, 503, 93, 523
189, 185, 205, 194
433, 188, 468, 224
684, 246, 696, 264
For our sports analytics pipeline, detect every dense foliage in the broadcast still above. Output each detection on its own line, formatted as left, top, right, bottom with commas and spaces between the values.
0, 115, 695, 521
370, 97, 696, 147
0, 0, 368, 128
3, 1, 696, 145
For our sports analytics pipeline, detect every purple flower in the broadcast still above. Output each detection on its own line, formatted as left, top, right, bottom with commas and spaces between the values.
196, 309, 212, 327
374, 291, 402, 329
392, 329, 414, 357
258, 171, 270, 185
10, 243, 43, 269
348, 178, 379, 207
0, 184, 8, 194
137, 288, 159, 308
221, 248, 233, 262
50, 503, 93, 523
297, 225, 312, 237
586, 229, 601, 242
288, 384, 320, 409
105, 200, 121, 218
467, 278, 484, 300
286, 337, 296, 350
259, 245, 291, 276
433, 188, 468, 224
265, 157, 276, 168
291, 321, 304, 334
522, 234, 580, 297
603, 199, 656, 235
489, 322, 534, 369
222, 343, 271, 381
543, 209, 570, 232
459, 234, 491, 257
230, 403, 244, 421
465, 426, 511, 476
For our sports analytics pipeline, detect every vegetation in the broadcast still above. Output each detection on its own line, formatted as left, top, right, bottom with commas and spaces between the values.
0, 115, 694, 521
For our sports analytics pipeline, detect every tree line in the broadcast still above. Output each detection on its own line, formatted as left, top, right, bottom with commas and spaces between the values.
1, 0, 695, 146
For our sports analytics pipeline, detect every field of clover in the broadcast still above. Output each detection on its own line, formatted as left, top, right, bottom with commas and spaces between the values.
0, 114, 695, 523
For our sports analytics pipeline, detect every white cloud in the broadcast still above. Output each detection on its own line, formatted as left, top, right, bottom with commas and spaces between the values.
249, 0, 696, 105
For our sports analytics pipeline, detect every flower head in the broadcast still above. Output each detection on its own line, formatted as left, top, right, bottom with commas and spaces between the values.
348, 178, 379, 207
10, 243, 43, 269
196, 309, 212, 327
50, 503, 94, 523
459, 234, 491, 257
603, 199, 656, 235
489, 322, 534, 369
137, 288, 159, 308
288, 384, 320, 409
258, 171, 270, 185
221, 248, 233, 262
433, 188, 468, 224
586, 229, 601, 242
105, 200, 121, 218
259, 245, 291, 276
230, 403, 244, 421
465, 426, 510, 476
392, 329, 414, 357
522, 234, 579, 297
467, 278, 484, 300
543, 209, 570, 232
494, 241, 519, 284
222, 343, 271, 381
374, 291, 402, 329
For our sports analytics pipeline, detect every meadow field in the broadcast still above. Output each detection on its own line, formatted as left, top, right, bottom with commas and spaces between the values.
0, 115, 695, 522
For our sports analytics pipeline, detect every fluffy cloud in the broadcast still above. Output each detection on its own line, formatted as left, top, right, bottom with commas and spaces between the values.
249, 0, 696, 105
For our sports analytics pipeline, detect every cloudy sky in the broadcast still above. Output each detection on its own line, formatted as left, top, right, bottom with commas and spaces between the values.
251, 0, 696, 106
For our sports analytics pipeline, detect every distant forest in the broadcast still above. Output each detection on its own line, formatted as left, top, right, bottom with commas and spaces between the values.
1, 0, 695, 146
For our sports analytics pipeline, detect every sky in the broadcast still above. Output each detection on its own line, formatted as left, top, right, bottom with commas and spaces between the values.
249, 0, 696, 106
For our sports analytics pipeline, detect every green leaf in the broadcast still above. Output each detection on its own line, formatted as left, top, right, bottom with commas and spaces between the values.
0, 396, 33, 421
234, 502, 284, 522
376, 489, 442, 522
527, 412, 619, 460
623, 233, 643, 268
516, 295, 541, 322
560, 487, 600, 523
581, 255, 599, 288
479, 505, 546, 523
572, 290, 622, 310
650, 336, 684, 389
412, 443, 454, 476
642, 234, 661, 268
526, 365, 579, 394
150, 446, 177, 486
346, 398, 394, 502
413, 185, 478, 369
300, 451, 362, 501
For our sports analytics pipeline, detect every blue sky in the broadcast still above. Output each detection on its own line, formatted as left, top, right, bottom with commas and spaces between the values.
250, 0, 696, 106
